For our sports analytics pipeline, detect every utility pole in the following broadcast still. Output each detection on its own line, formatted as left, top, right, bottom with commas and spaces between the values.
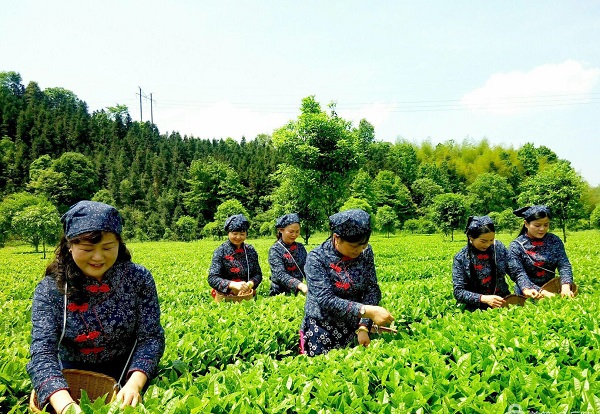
137, 86, 143, 122
135, 87, 156, 124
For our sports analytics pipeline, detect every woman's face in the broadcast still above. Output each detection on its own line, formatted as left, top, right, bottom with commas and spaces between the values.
525, 217, 550, 239
469, 231, 495, 252
280, 223, 300, 245
228, 231, 247, 247
70, 232, 119, 280
333, 234, 368, 259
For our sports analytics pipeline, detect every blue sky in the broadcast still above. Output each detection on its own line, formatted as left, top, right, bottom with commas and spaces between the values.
2, 1, 599, 185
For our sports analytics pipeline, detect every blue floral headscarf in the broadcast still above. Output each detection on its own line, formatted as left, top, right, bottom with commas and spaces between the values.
275, 213, 300, 229
224, 214, 250, 232
513, 205, 551, 220
464, 215, 494, 234
61, 201, 123, 239
329, 209, 371, 237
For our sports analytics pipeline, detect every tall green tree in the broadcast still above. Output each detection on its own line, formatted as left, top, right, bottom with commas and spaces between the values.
272, 96, 365, 239
432, 193, 468, 241
11, 201, 61, 257
517, 161, 585, 241
466, 173, 514, 215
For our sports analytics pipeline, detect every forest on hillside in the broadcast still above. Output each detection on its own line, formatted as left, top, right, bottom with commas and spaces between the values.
1, 70, 600, 249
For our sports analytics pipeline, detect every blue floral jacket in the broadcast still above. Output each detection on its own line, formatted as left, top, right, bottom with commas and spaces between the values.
268, 240, 307, 295
508, 232, 573, 291
208, 241, 263, 293
27, 262, 165, 406
302, 239, 381, 331
452, 240, 511, 309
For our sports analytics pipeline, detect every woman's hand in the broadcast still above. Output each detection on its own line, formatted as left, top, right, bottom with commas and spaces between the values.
363, 305, 395, 326
522, 288, 540, 299
480, 295, 506, 308
539, 289, 556, 299
228, 281, 248, 294
297, 283, 308, 295
357, 330, 370, 347
116, 372, 147, 408
561, 284, 574, 298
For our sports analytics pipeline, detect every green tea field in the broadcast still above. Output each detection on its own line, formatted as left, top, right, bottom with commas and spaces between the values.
2, 231, 600, 413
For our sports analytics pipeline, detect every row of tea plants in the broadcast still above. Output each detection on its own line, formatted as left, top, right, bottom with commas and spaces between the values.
1, 232, 599, 412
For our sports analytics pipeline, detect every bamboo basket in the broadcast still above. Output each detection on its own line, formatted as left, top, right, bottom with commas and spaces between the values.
213, 289, 255, 303
540, 277, 578, 296
501, 294, 527, 308
29, 369, 117, 413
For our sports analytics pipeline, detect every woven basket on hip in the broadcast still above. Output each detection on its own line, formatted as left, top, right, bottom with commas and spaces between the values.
540, 277, 578, 296
29, 369, 117, 413
501, 294, 527, 308
214, 289, 255, 303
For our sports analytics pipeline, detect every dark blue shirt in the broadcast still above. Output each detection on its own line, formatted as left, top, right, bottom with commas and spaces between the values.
27, 262, 165, 406
508, 232, 573, 291
208, 241, 263, 293
302, 239, 381, 331
268, 239, 307, 295
452, 240, 511, 309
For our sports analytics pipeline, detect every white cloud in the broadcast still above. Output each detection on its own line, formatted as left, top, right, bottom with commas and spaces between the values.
462, 60, 600, 115
156, 100, 291, 140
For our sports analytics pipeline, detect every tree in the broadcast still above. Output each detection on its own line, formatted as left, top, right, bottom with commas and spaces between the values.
0, 191, 42, 246
466, 173, 514, 215
92, 189, 116, 206
432, 193, 468, 241
349, 169, 377, 209
375, 205, 398, 237
12, 202, 61, 257
28, 152, 97, 211
489, 208, 522, 234
272, 96, 365, 241
411, 178, 443, 209
517, 143, 540, 177
374, 170, 417, 224
517, 161, 585, 242
591, 204, 600, 229
183, 157, 246, 222
203, 199, 250, 239
175, 216, 197, 241
340, 197, 372, 215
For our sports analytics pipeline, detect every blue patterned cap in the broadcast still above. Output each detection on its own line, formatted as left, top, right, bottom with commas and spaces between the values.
61, 201, 123, 239
224, 214, 250, 232
513, 205, 551, 220
329, 209, 371, 237
275, 213, 300, 228
465, 215, 494, 234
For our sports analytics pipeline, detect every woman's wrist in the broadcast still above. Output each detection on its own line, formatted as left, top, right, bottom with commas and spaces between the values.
355, 325, 369, 334
60, 401, 76, 414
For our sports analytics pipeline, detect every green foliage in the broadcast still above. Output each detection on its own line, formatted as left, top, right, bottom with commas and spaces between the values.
488, 208, 522, 234
375, 205, 398, 237
11, 202, 61, 255
91, 189, 116, 206
340, 197, 373, 215
28, 152, 97, 211
174, 216, 197, 241
466, 172, 514, 215
591, 204, 600, 229
518, 161, 586, 242
411, 177, 443, 209
3, 232, 600, 413
432, 193, 468, 240
403, 218, 437, 234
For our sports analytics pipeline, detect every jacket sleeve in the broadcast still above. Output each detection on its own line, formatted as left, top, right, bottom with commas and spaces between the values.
127, 266, 165, 380
269, 245, 302, 292
207, 245, 231, 293
507, 240, 538, 291
305, 252, 362, 323
248, 246, 263, 288
494, 242, 511, 297
359, 247, 380, 329
26, 278, 69, 406
452, 253, 482, 305
552, 236, 574, 285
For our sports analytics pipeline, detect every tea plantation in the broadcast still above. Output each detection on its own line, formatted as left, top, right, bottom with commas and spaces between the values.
2, 231, 599, 413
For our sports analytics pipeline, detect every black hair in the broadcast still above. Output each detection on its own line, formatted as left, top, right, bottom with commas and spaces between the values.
46, 231, 131, 304
519, 210, 550, 236
466, 223, 495, 240
337, 230, 372, 245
